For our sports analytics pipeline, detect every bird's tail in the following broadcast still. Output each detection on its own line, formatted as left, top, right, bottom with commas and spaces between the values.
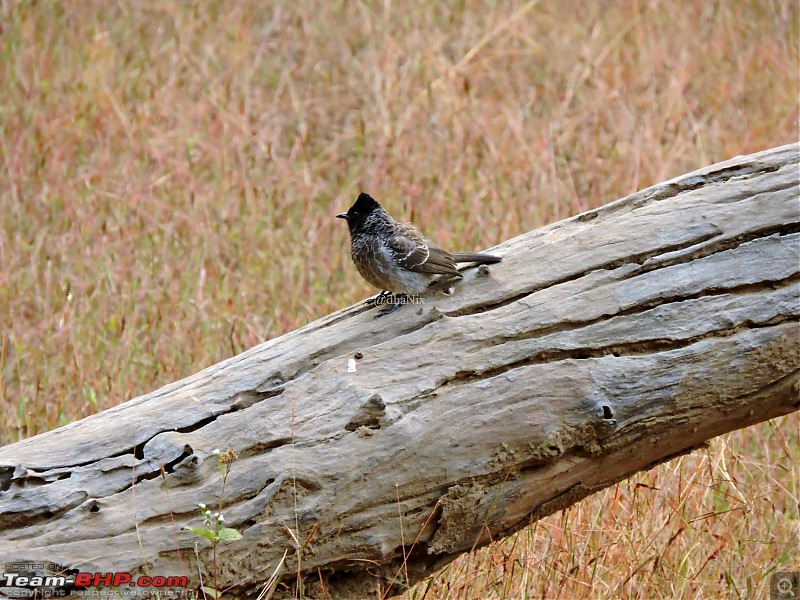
450, 252, 502, 264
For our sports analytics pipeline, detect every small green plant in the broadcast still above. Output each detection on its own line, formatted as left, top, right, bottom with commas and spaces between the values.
186, 448, 242, 599
187, 503, 243, 552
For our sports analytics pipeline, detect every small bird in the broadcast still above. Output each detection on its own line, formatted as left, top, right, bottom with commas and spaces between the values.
337, 193, 501, 316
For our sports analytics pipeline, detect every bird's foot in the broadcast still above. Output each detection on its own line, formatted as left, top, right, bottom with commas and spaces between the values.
373, 293, 409, 318
366, 290, 392, 306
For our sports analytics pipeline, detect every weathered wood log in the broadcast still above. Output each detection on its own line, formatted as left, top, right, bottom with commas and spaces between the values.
1, 144, 798, 599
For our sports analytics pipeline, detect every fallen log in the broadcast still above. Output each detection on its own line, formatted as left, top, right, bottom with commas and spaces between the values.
1, 143, 798, 599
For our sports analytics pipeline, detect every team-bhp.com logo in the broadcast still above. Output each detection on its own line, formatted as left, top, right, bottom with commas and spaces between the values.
2, 566, 188, 596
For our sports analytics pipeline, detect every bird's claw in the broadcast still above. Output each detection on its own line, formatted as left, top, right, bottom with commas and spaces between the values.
371, 292, 409, 318
374, 302, 401, 318
366, 291, 391, 306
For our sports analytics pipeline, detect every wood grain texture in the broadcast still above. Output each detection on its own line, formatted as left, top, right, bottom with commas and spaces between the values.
1, 144, 798, 599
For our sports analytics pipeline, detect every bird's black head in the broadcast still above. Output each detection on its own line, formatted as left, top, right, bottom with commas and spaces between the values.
336, 193, 385, 234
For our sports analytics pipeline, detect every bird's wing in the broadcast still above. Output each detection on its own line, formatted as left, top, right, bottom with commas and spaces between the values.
388, 224, 461, 276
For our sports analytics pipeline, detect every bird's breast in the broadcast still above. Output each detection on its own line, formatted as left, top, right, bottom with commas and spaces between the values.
350, 237, 430, 295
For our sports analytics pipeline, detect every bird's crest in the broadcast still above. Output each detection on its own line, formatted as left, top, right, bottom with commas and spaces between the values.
351, 192, 380, 215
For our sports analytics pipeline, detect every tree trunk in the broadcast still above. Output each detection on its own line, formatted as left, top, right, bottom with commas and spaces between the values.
1, 144, 798, 599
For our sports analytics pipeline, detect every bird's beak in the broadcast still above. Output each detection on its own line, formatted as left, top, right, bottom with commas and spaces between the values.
336, 213, 348, 219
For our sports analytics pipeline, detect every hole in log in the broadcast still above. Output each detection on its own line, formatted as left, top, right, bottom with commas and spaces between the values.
602, 405, 614, 419
0, 467, 11, 491
163, 447, 196, 474
133, 442, 145, 460
24, 477, 49, 487
345, 418, 381, 432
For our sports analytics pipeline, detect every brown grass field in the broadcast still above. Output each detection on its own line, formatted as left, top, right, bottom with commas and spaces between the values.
1, 1, 798, 598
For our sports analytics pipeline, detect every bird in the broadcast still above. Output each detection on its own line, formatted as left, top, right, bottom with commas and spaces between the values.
337, 193, 501, 316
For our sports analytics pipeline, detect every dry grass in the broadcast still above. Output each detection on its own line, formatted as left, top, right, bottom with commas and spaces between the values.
411, 426, 799, 599
0, 0, 797, 598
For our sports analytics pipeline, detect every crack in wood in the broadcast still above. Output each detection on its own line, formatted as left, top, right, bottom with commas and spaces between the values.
433, 313, 799, 389
447, 229, 724, 317
489, 272, 800, 346
449, 224, 799, 318
640, 224, 800, 272
642, 163, 785, 203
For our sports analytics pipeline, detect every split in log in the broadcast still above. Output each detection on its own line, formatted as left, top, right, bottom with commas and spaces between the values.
0, 143, 798, 599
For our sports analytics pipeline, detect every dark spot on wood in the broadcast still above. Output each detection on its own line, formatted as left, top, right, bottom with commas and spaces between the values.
602, 405, 614, 420
354, 351, 363, 360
